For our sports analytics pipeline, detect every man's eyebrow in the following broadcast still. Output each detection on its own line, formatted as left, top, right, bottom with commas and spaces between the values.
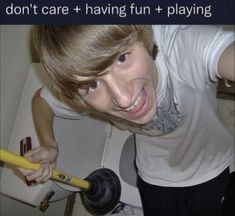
73, 70, 108, 85
77, 79, 95, 88
73, 74, 94, 82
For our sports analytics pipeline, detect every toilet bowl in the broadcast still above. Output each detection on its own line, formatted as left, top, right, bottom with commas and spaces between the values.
0, 63, 142, 208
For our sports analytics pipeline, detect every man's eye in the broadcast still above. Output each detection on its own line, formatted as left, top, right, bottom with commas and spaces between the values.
87, 80, 100, 93
89, 81, 98, 90
117, 53, 129, 64
78, 80, 100, 96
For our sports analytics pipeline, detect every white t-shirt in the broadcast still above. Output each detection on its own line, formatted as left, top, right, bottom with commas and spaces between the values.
135, 25, 234, 186
41, 25, 234, 187
41, 88, 83, 119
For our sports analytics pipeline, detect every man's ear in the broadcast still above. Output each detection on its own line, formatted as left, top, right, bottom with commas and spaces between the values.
152, 44, 158, 60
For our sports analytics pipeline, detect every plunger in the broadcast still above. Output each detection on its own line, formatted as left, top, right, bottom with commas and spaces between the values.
0, 148, 121, 215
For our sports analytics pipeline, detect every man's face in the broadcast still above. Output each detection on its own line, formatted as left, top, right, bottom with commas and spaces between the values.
77, 42, 157, 125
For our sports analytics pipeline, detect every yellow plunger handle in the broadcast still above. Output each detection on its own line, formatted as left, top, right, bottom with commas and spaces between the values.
0, 148, 90, 190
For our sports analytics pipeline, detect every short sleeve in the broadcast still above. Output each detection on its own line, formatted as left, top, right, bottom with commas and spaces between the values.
154, 25, 234, 89
204, 27, 234, 81
40, 87, 83, 119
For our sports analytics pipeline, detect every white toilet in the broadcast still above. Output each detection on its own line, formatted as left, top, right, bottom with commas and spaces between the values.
0, 63, 142, 210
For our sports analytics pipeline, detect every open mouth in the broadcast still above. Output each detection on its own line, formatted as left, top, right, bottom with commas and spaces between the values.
122, 87, 147, 117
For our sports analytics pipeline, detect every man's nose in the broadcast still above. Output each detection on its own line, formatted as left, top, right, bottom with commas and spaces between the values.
105, 75, 132, 108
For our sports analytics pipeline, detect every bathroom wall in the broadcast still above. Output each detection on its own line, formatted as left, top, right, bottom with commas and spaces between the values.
1, 25, 33, 149
0, 25, 67, 216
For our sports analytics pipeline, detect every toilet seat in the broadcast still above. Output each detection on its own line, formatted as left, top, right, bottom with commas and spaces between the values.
53, 115, 109, 192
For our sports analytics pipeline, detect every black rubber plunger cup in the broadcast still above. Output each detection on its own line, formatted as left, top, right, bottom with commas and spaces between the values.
81, 168, 121, 215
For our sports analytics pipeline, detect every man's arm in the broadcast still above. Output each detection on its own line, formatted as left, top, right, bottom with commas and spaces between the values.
218, 41, 235, 81
18, 88, 58, 183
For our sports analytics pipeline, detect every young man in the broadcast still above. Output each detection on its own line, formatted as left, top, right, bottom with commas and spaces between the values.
20, 25, 234, 215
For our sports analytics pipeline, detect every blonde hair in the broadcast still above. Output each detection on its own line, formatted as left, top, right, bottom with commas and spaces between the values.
33, 25, 155, 110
